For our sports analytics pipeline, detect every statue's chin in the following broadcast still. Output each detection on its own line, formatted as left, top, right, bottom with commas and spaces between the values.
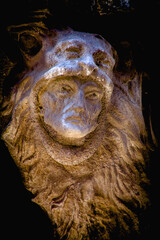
60, 127, 89, 139
54, 121, 98, 146
55, 133, 86, 146
42, 117, 97, 146
54, 127, 89, 146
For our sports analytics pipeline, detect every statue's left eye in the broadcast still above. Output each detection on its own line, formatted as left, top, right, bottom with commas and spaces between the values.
86, 91, 101, 100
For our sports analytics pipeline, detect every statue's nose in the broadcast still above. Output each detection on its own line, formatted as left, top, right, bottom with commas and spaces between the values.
78, 55, 98, 75
73, 91, 85, 111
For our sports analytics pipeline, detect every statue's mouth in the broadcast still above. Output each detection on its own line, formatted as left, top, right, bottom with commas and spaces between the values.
66, 116, 84, 125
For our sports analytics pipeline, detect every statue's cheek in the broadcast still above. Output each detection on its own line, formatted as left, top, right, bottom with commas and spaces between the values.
38, 91, 57, 112
85, 101, 102, 121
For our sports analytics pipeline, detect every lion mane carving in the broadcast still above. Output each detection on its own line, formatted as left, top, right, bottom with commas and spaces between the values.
1, 28, 150, 239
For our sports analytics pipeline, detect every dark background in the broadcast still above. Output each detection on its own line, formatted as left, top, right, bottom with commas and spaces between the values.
0, 1, 160, 239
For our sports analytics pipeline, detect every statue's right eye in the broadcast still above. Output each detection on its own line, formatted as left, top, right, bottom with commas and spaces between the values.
58, 85, 73, 96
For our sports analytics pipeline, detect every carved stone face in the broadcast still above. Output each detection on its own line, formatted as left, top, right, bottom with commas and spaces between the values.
39, 78, 103, 141
45, 31, 115, 75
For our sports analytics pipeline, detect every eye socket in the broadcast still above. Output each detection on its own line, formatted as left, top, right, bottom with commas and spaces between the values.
65, 46, 80, 53
93, 50, 110, 68
85, 91, 103, 101
19, 33, 42, 56
64, 45, 82, 59
58, 85, 73, 96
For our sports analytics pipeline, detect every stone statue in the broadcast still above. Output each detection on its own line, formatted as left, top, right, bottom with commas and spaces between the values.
1, 28, 150, 239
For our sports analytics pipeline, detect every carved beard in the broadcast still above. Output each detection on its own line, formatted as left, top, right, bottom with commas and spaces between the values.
2, 75, 150, 240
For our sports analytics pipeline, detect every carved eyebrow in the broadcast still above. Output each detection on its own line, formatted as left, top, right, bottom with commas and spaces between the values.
84, 83, 103, 92
49, 78, 77, 90
58, 40, 84, 50
85, 86, 103, 92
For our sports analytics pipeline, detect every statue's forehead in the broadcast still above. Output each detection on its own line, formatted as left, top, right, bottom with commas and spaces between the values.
55, 31, 111, 52
47, 76, 104, 89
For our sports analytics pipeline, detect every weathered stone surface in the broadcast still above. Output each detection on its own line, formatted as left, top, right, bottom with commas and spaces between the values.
1, 26, 150, 239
